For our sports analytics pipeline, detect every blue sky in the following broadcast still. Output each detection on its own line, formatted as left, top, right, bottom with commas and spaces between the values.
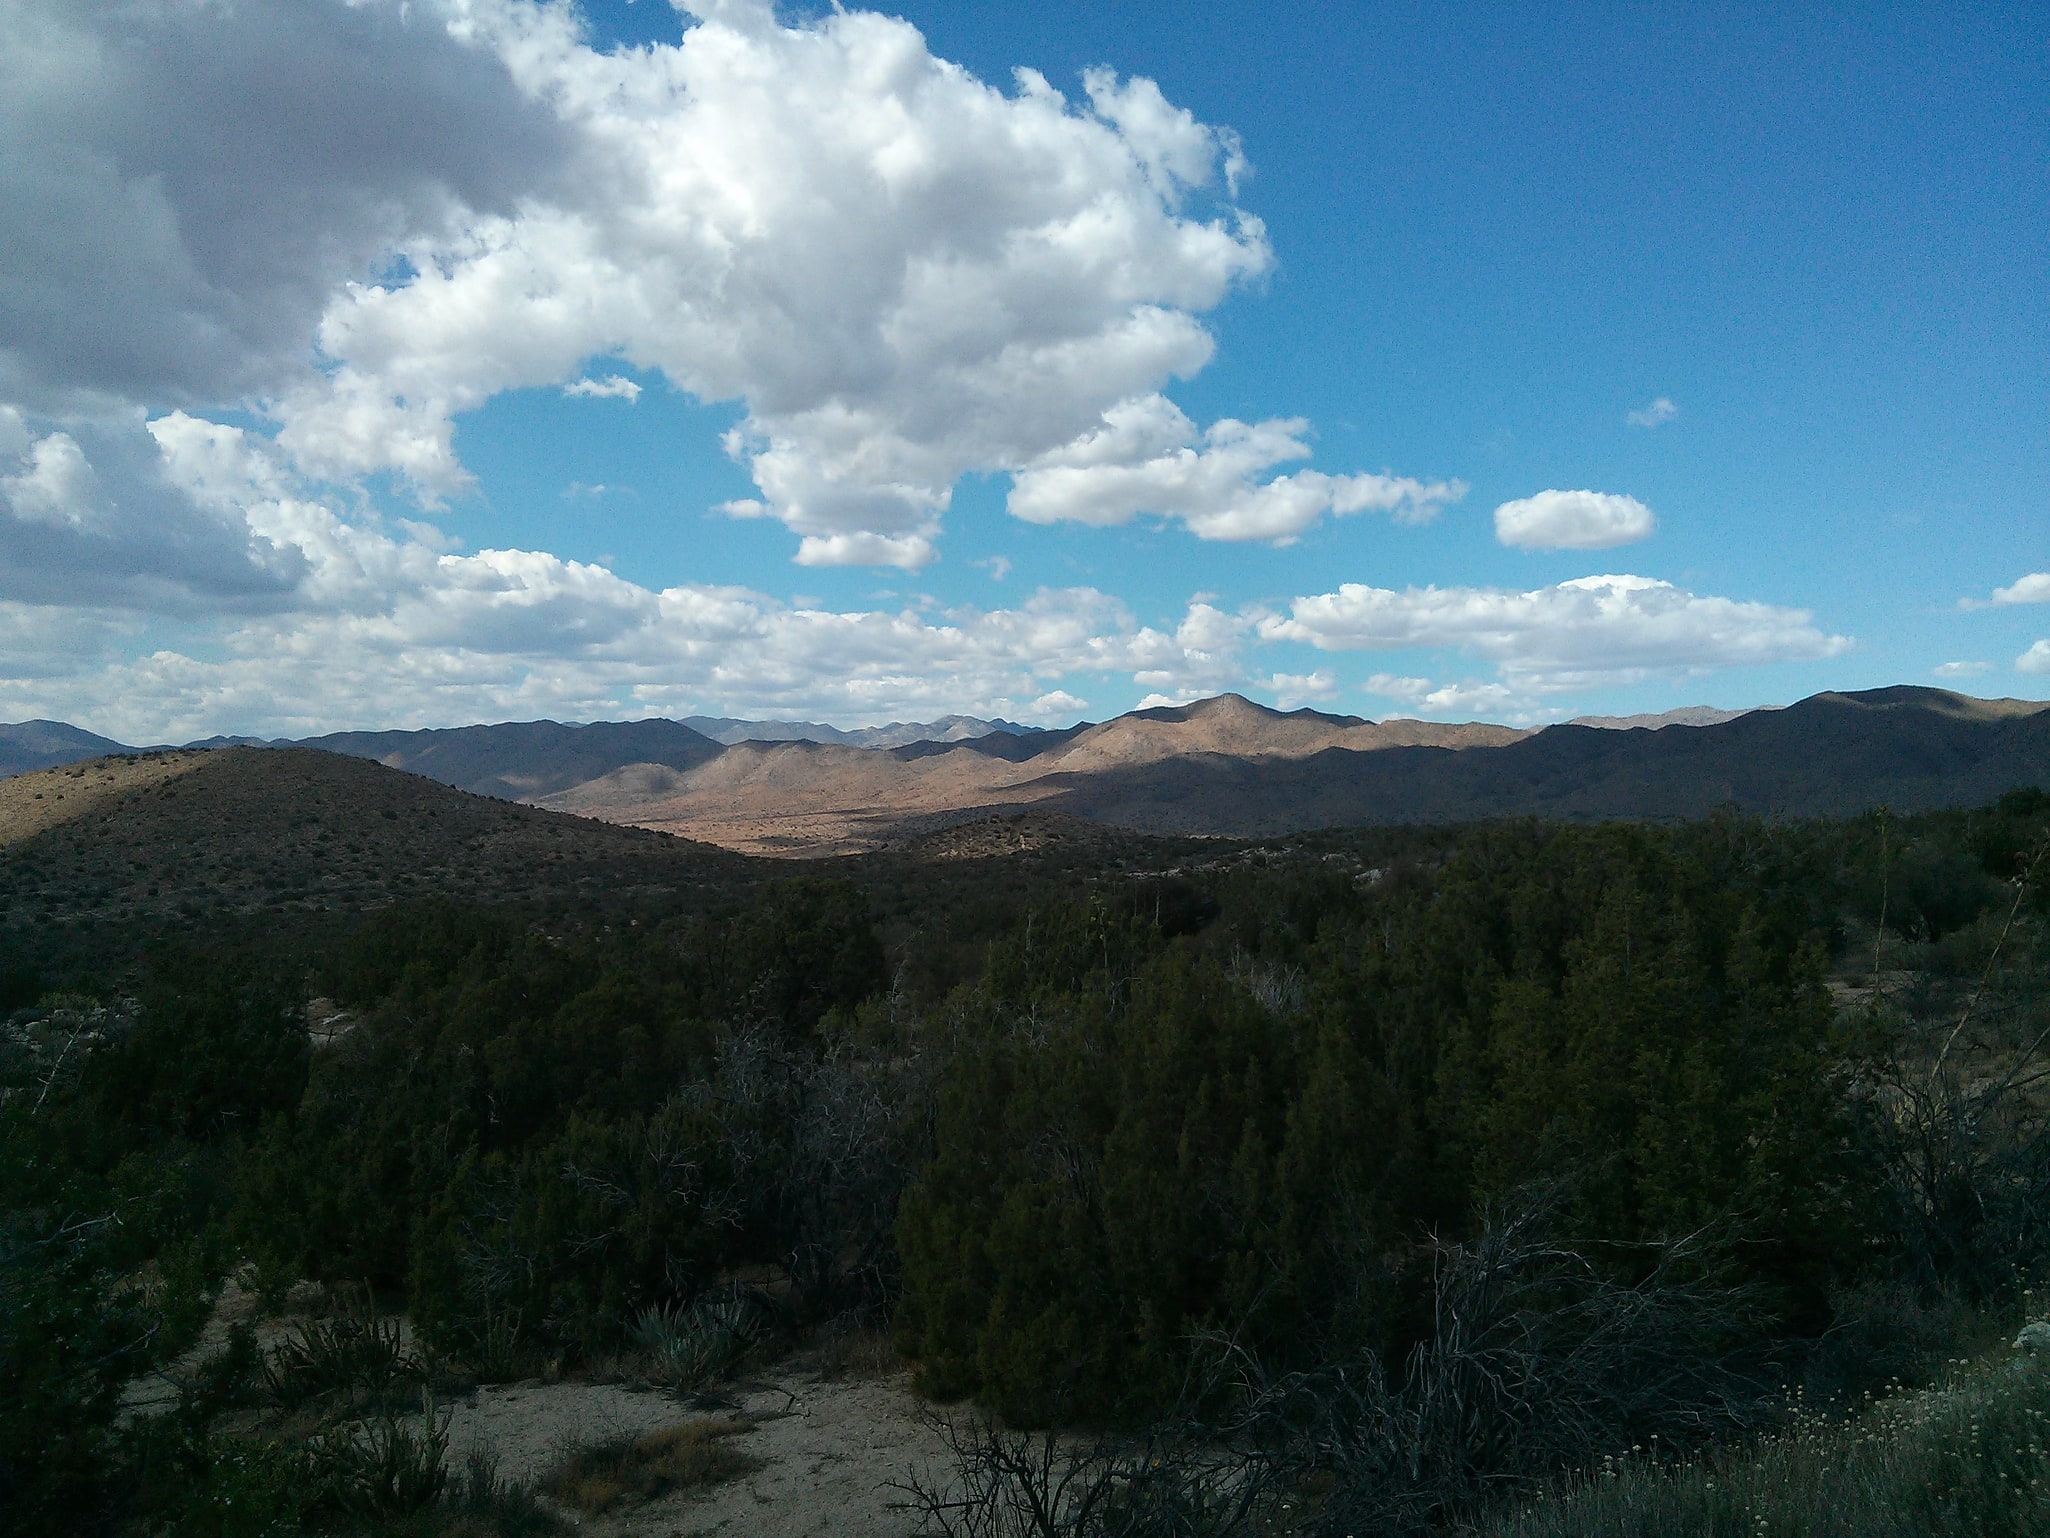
0, 0, 2043, 738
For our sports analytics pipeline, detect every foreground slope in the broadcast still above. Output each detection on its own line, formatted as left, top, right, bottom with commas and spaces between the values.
0, 746, 747, 944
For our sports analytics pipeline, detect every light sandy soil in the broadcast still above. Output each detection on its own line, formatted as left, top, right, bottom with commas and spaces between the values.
125, 1286, 956, 1538
0, 749, 210, 846
451, 1370, 952, 1537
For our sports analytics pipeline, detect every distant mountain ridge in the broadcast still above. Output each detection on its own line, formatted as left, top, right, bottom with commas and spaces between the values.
2, 686, 2044, 855
1034, 687, 2050, 838
1567, 705, 1759, 731
681, 712, 1030, 748
0, 720, 130, 779
300, 718, 727, 800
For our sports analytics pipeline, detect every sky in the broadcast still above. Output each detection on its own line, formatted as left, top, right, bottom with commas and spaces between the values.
0, 0, 2044, 741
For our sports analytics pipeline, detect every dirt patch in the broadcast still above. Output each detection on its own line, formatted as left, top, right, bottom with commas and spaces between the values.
436, 1368, 950, 1537
125, 1290, 956, 1536
598, 1373, 949, 1538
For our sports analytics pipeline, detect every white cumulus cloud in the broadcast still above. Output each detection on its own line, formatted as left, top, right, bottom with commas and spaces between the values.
1008, 395, 1463, 542
1266, 670, 1336, 710
1263, 573, 1849, 693
1992, 572, 2050, 605
2019, 641, 2050, 676
0, 407, 1262, 739
1627, 397, 1678, 428
0, 0, 562, 415
1364, 672, 1520, 717
1932, 660, 1991, 680
3, 0, 1457, 591
563, 375, 641, 402
1494, 489, 1657, 550
264, 0, 1308, 563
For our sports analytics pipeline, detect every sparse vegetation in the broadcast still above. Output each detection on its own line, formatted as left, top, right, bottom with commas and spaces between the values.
541, 1418, 762, 1514
1480, 1345, 2050, 1538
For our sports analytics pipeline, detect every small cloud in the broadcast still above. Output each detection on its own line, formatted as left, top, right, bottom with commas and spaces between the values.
795, 530, 936, 569
564, 481, 613, 499
1933, 660, 1992, 680
396, 518, 461, 552
563, 374, 642, 402
1993, 572, 2050, 606
1364, 673, 1433, 703
1365, 672, 1519, 718
2019, 640, 2050, 676
1494, 489, 1656, 550
1267, 670, 1335, 709
1025, 689, 1087, 719
973, 555, 1013, 581
1627, 397, 1678, 429
1008, 395, 1464, 543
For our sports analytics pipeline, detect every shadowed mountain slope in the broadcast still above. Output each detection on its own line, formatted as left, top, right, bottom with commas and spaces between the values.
5, 688, 2042, 860
1035, 687, 2050, 836
301, 717, 727, 799
0, 720, 131, 778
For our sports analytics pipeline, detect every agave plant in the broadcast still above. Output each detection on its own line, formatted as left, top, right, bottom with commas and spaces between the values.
307, 1387, 450, 1517
262, 1290, 418, 1411
627, 1284, 773, 1391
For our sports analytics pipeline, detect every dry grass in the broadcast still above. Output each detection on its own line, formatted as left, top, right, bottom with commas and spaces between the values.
542, 1418, 762, 1515
811, 1326, 903, 1382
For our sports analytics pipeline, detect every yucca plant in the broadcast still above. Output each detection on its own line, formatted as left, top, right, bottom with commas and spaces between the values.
307, 1386, 450, 1517
627, 1284, 773, 1392
262, 1290, 418, 1411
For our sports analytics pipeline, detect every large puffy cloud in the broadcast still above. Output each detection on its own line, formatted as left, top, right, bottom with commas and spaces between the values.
1008, 395, 1463, 541
0, 407, 1241, 740
2019, 641, 2050, 676
1494, 489, 1656, 550
0, 412, 311, 611
0, 0, 561, 414
270, 0, 1299, 562
5, 0, 1445, 573
1263, 573, 1850, 693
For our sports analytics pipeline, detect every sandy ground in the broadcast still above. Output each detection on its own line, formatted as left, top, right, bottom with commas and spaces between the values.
448, 1370, 951, 1537
123, 1284, 956, 1538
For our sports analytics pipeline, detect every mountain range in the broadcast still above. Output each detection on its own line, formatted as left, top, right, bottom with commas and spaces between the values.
2, 687, 2044, 854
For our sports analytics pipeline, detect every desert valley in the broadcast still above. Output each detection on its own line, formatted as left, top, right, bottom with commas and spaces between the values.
4, 687, 2050, 1535
6, 1, 2047, 1533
